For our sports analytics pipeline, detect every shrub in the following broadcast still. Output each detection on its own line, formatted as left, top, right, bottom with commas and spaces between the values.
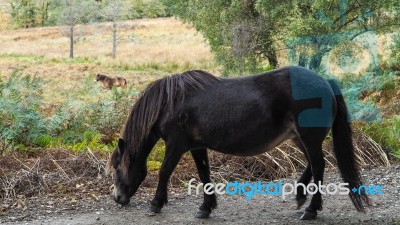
47, 77, 139, 147
147, 140, 166, 171
0, 71, 48, 150
387, 33, 400, 72
360, 117, 400, 159
0, 71, 139, 154
127, 0, 167, 19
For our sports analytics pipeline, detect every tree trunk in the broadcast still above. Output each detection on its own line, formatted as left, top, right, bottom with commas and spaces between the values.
69, 25, 74, 58
298, 53, 308, 68
309, 52, 324, 70
112, 22, 117, 59
266, 49, 278, 68
41, 2, 50, 26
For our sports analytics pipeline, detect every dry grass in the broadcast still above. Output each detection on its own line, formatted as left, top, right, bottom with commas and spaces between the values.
0, 10, 8, 30
0, 149, 111, 199
0, 18, 214, 71
173, 130, 390, 184
0, 17, 216, 105
0, 129, 390, 200
0, 17, 394, 201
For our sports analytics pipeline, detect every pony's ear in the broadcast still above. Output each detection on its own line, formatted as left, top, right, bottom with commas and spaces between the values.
118, 138, 125, 155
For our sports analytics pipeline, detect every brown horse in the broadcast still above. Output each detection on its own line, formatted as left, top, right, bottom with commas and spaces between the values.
96, 74, 127, 89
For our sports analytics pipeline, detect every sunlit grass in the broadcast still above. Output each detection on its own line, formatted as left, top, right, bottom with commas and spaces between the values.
0, 18, 215, 70
0, 17, 218, 105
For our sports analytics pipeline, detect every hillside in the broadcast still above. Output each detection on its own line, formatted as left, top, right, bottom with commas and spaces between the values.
0, 17, 215, 84
0, 15, 399, 225
0, 17, 216, 104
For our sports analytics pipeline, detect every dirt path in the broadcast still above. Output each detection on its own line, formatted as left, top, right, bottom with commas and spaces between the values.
1, 165, 399, 225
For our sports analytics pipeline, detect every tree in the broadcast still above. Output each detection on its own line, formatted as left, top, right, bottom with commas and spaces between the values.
9, 0, 38, 28
58, 0, 98, 58
8, 0, 53, 28
37, 0, 51, 26
163, 0, 277, 75
101, 0, 127, 58
163, 0, 400, 75
256, 0, 400, 70
127, 0, 167, 19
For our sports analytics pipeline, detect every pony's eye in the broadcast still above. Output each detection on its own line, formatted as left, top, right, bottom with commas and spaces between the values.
113, 161, 119, 169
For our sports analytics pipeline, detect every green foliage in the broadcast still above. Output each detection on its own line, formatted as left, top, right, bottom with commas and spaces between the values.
6, 0, 167, 29
57, 0, 100, 26
0, 71, 48, 149
9, 0, 38, 28
312, 68, 398, 124
162, 0, 277, 75
127, 0, 167, 19
387, 32, 400, 72
0, 71, 139, 154
69, 131, 104, 152
163, 0, 399, 75
360, 117, 400, 158
47, 77, 138, 146
9, 0, 56, 28
33, 135, 52, 147
147, 140, 166, 171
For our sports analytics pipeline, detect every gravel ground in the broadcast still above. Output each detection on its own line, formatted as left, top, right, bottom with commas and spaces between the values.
1, 164, 399, 225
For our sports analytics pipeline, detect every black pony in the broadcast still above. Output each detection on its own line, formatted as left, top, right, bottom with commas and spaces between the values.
108, 66, 369, 220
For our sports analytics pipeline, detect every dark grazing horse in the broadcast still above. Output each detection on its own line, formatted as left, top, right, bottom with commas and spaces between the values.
107, 66, 369, 220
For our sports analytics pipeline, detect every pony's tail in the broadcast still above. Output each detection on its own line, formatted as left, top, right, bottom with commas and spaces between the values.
329, 80, 370, 212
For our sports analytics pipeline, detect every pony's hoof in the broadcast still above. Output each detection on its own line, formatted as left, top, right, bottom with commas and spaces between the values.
300, 210, 317, 220
145, 211, 157, 217
296, 197, 307, 209
195, 209, 211, 219
146, 205, 161, 215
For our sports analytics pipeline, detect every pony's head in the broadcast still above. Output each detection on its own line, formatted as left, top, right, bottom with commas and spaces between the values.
107, 70, 220, 205
108, 138, 147, 205
96, 74, 107, 82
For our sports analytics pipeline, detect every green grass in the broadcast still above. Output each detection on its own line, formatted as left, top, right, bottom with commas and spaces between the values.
359, 117, 400, 158
113, 61, 194, 73
147, 140, 166, 171
0, 53, 45, 64
0, 71, 139, 155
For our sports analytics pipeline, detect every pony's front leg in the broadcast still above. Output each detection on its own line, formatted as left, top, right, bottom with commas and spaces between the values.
148, 145, 183, 214
190, 149, 217, 219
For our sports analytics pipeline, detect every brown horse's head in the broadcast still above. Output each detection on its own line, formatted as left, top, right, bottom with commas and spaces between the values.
108, 138, 147, 205
96, 74, 108, 82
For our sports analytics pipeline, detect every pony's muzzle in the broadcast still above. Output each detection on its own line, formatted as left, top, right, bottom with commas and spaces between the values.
112, 188, 130, 205
114, 195, 130, 205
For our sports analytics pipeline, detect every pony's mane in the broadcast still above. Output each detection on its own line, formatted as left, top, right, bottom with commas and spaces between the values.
119, 70, 220, 169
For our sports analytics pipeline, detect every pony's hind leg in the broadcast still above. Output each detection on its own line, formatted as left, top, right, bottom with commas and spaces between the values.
292, 138, 312, 209
298, 132, 327, 220
149, 143, 184, 214
190, 148, 217, 219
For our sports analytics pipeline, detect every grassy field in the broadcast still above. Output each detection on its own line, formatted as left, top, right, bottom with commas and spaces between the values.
0, 18, 216, 103
0, 16, 398, 207
0, 17, 219, 157
0, 16, 398, 158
